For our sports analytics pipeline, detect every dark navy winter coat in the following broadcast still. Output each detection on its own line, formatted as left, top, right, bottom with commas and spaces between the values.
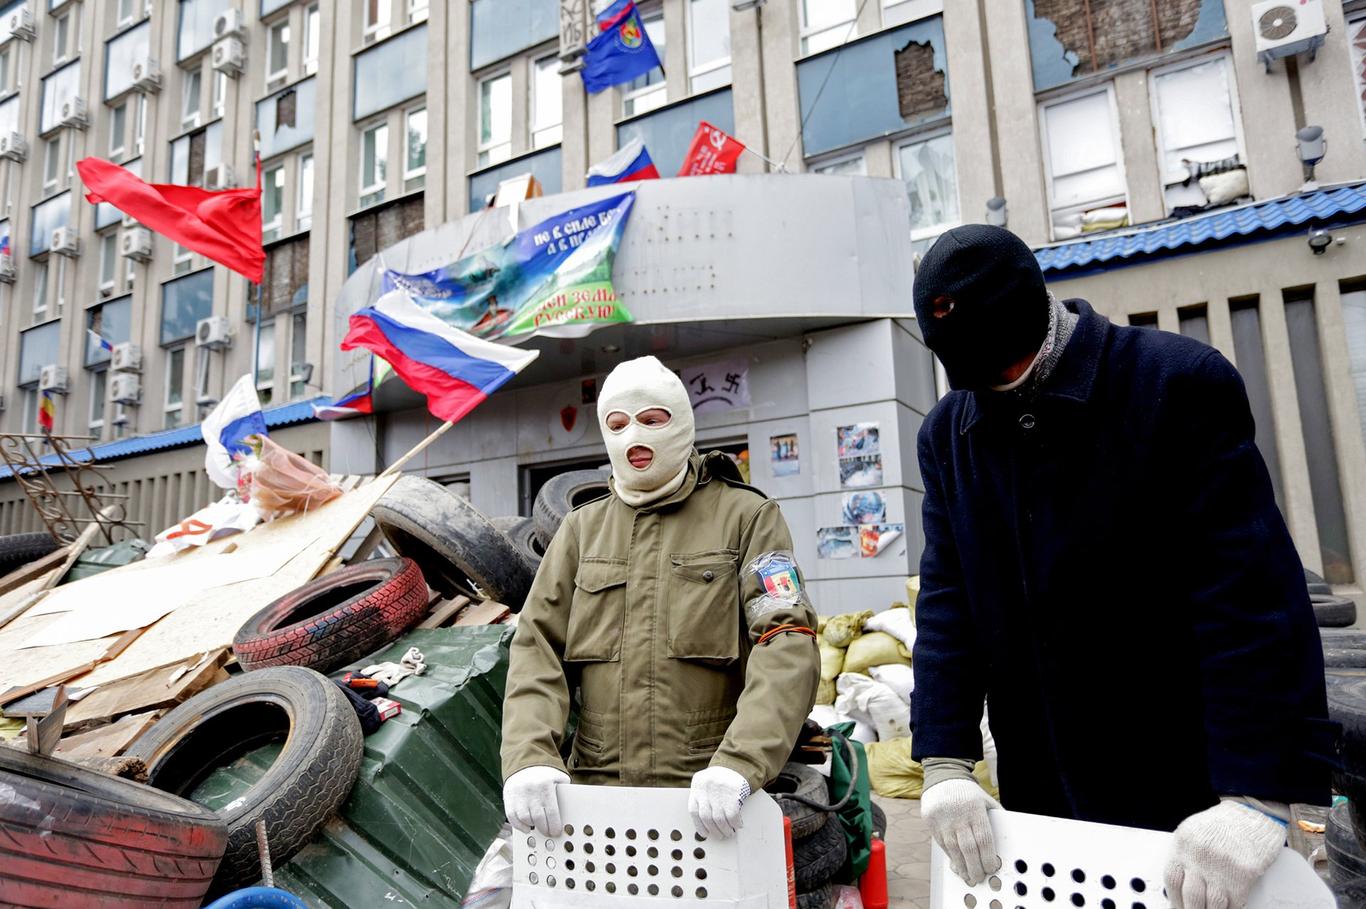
911, 299, 1335, 831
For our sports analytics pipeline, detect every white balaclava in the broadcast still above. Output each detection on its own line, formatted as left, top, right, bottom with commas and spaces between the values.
597, 356, 696, 508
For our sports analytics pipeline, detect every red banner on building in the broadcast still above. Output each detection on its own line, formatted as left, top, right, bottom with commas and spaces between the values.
677, 121, 745, 177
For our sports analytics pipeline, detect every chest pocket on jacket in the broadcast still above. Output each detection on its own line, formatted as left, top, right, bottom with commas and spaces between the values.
566, 557, 628, 662
666, 550, 740, 663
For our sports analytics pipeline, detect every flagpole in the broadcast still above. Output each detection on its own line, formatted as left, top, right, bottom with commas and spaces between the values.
251, 132, 262, 400
378, 420, 454, 478
741, 144, 788, 174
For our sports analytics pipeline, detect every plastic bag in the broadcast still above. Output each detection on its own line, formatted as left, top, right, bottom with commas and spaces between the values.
460, 824, 513, 909
842, 631, 911, 676
864, 605, 916, 652
832, 884, 865, 909
245, 436, 343, 519
868, 663, 915, 705
149, 498, 262, 556
824, 610, 873, 648
835, 673, 910, 742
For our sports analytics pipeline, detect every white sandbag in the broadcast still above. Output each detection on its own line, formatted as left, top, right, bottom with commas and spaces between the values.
835, 673, 911, 742
848, 720, 878, 745
869, 663, 915, 705
864, 606, 916, 652
981, 710, 999, 788
809, 704, 843, 729
460, 823, 513, 908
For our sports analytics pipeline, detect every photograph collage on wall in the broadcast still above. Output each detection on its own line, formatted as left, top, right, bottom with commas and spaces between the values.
770, 433, 800, 477
837, 422, 883, 488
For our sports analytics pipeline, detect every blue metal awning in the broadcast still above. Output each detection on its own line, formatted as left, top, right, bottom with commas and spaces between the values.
0, 397, 325, 480
1036, 182, 1366, 278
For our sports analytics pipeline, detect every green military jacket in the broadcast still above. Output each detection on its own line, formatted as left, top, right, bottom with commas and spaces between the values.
501, 451, 820, 792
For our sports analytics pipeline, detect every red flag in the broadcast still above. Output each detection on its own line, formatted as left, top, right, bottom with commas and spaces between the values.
76, 156, 265, 284
677, 121, 745, 177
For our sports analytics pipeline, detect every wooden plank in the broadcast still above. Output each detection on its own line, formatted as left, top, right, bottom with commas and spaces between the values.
54, 711, 159, 762
453, 600, 511, 626
63, 650, 227, 729
347, 523, 386, 563
418, 595, 471, 630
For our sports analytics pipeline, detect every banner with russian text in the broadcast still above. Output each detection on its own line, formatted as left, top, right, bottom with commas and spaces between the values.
380, 193, 636, 341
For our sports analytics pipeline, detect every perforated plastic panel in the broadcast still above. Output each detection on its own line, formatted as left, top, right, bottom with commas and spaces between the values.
929, 809, 1332, 909
511, 784, 790, 908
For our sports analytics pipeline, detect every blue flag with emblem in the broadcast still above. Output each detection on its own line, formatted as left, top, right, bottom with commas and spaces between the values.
581, 0, 662, 94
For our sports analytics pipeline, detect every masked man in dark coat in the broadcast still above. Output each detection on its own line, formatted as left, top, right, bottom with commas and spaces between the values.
909, 225, 1334, 909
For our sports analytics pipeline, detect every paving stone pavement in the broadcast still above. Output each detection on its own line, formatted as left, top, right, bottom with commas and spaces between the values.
875, 794, 932, 909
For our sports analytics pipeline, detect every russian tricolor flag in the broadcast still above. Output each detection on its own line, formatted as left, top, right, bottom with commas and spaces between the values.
341, 292, 538, 424
587, 137, 661, 187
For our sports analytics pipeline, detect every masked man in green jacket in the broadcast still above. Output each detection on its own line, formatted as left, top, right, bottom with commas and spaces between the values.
501, 355, 820, 840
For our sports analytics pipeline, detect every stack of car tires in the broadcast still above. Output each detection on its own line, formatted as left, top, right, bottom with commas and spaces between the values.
1328, 673, 1366, 907
1310, 568, 1356, 629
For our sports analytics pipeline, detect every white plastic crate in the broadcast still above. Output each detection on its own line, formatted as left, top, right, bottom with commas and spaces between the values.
930, 808, 1333, 909
511, 784, 790, 908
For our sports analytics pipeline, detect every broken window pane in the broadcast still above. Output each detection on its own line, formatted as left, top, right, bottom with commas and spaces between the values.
1040, 87, 1127, 239
1152, 55, 1243, 211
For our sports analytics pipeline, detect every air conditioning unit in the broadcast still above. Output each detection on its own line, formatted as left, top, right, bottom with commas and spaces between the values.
213, 8, 246, 40
196, 315, 233, 349
111, 342, 142, 374
211, 37, 245, 77
6, 8, 34, 42
0, 132, 27, 162
1252, 0, 1328, 68
110, 373, 142, 405
59, 96, 89, 129
0, 253, 13, 283
131, 57, 162, 94
204, 163, 236, 191
39, 365, 69, 395
120, 226, 153, 262
51, 227, 80, 257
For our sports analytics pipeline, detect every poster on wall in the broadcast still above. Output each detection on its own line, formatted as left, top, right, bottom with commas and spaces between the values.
837, 422, 883, 488
770, 433, 800, 477
817, 526, 859, 559
859, 523, 905, 558
680, 359, 751, 414
841, 491, 886, 525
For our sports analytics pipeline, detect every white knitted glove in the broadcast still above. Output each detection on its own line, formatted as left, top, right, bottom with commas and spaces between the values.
688, 766, 751, 839
1164, 801, 1286, 909
502, 766, 570, 836
922, 778, 1002, 885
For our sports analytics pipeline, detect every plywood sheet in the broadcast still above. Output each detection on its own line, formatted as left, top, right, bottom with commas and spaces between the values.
64, 650, 227, 728
54, 711, 159, 762
0, 476, 396, 693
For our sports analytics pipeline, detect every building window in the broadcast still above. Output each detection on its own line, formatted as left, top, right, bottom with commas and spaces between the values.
801, 0, 856, 55
811, 154, 866, 175
89, 369, 107, 433
54, 256, 66, 315
290, 310, 307, 398
531, 55, 562, 149
409, 0, 428, 25
211, 70, 226, 119
53, 10, 78, 66
623, 9, 666, 117
169, 121, 224, 186
303, 4, 320, 75
21, 389, 36, 433
99, 232, 117, 293
32, 260, 48, 318
109, 102, 127, 158
173, 244, 194, 275
1039, 85, 1128, 240
117, 0, 137, 26
267, 18, 290, 85
363, 0, 391, 43
478, 73, 512, 166
359, 121, 388, 208
256, 319, 275, 405
1151, 55, 1244, 212
1352, 16, 1366, 139
165, 345, 186, 429
182, 67, 202, 130
262, 162, 285, 242
898, 130, 959, 255
1344, 286, 1366, 462
883, 0, 942, 27
688, 0, 731, 93
298, 152, 314, 230
404, 107, 427, 190
0, 46, 12, 96
42, 137, 61, 194
161, 267, 214, 345
134, 93, 147, 155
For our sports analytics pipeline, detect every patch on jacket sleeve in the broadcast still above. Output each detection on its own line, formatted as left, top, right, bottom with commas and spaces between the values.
747, 550, 804, 601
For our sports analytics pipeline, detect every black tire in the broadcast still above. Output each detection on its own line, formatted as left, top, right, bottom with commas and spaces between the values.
1327, 649, 1366, 669
1323, 629, 1366, 651
127, 666, 363, 898
793, 811, 847, 891
1330, 801, 1366, 886
871, 801, 887, 839
491, 516, 545, 575
0, 531, 60, 576
233, 557, 428, 673
372, 476, 534, 609
0, 747, 227, 908
1307, 567, 1334, 597
767, 762, 829, 839
1315, 594, 1357, 628
796, 883, 834, 909
532, 469, 612, 547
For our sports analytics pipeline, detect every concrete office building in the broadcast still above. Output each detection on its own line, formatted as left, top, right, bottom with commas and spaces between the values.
0, 0, 1364, 605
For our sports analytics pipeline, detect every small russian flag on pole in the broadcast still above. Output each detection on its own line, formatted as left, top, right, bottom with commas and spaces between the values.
87, 328, 115, 354
587, 137, 661, 187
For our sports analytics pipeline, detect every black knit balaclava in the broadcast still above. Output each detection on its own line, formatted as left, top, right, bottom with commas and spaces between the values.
912, 225, 1051, 391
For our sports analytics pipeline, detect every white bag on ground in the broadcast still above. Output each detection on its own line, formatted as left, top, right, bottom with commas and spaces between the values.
848, 720, 878, 745
835, 673, 911, 742
808, 704, 843, 729
869, 663, 915, 705
460, 823, 513, 909
864, 606, 916, 652
833, 884, 866, 908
